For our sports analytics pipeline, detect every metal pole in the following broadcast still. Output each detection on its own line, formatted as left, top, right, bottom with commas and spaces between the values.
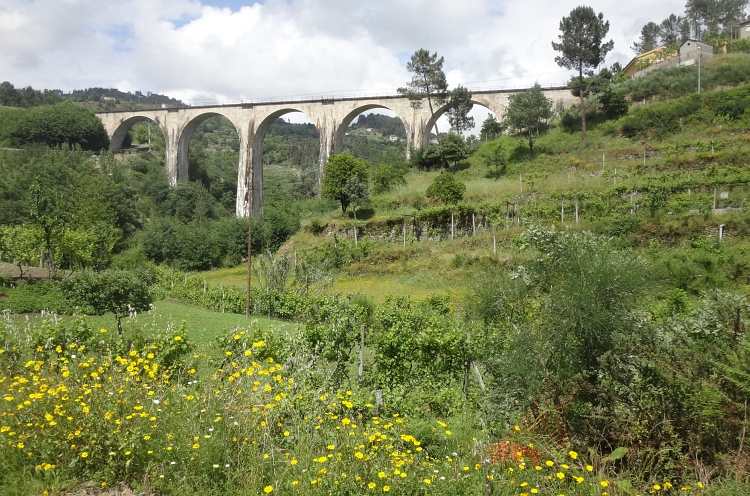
245, 177, 253, 318
698, 46, 701, 94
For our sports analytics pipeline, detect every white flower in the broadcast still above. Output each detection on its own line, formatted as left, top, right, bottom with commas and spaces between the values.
153, 399, 160, 405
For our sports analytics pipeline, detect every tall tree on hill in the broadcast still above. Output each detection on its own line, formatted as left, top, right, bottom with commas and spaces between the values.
632, 22, 662, 54
552, 6, 614, 140
445, 85, 475, 134
398, 49, 449, 144
660, 14, 687, 46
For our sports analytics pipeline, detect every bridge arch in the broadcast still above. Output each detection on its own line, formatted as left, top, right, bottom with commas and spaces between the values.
422, 99, 505, 147
176, 111, 244, 186
109, 115, 168, 154
332, 104, 410, 156
244, 107, 322, 216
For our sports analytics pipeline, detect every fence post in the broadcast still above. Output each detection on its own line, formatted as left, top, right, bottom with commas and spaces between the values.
561, 197, 565, 223
451, 212, 454, 240
493, 235, 497, 256
575, 197, 579, 225
358, 325, 365, 385
472, 213, 476, 235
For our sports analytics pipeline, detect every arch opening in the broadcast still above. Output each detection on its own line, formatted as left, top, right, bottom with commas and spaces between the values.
250, 109, 321, 215
331, 106, 409, 170
179, 113, 242, 215
110, 116, 167, 155
425, 100, 503, 147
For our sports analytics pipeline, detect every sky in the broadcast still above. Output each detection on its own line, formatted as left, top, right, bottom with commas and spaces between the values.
0, 0, 686, 132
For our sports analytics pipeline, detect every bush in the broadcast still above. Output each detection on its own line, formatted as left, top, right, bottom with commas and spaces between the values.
425, 172, 466, 205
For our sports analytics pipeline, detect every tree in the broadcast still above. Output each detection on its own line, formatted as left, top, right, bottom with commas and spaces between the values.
10, 102, 109, 151
632, 22, 662, 54
552, 6, 614, 140
480, 114, 505, 141
342, 176, 370, 220
321, 153, 370, 213
397, 49, 449, 143
372, 161, 407, 194
445, 85, 475, 134
503, 83, 553, 157
599, 87, 629, 119
425, 172, 466, 205
480, 140, 510, 178
439, 133, 469, 167
660, 14, 686, 46
0, 225, 44, 279
60, 269, 154, 335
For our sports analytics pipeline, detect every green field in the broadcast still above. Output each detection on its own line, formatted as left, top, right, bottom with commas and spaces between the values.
2, 299, 298, 351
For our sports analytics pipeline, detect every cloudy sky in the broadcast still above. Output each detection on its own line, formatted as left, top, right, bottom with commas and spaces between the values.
1, 0, 685, 129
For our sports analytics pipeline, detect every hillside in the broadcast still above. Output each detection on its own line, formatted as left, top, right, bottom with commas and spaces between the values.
4, 54, 750, 496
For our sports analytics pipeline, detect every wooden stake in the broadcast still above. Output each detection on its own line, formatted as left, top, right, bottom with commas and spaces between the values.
493, 235, 497, 255
472, 213, 476, 235
358, 325, 365, 385
451, 212, 454, 240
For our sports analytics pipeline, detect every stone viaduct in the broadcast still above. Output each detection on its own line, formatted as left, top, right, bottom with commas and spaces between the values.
95, 87, 576, 217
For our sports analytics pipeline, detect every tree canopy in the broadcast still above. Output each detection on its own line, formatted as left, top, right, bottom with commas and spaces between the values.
397, 49, 448, 142
503, 84, 553, 157
425, 172, 466, 205
552, 6, 614, 140
10, 101, 110, 151
321, 153, 370, 212
445, 86, 475, 135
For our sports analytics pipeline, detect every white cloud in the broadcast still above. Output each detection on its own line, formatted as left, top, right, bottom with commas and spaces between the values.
0, 0, 686, 104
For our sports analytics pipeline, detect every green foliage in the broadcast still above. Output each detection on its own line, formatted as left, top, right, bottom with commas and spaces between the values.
445, 85, 475, 134
617, 84, 750, 139
552, 6, 614, 138
321, 153, 370, 212
503, 83, 553, 155
0, 280, 72, 314
59, 269, 155, 332
478, 138, 511, 178
439, 133, 469, 167
371, 161, 408, 195
0, 81, 63, 108
397, 49, 449, 111
10, 102, 109, 151
620, 54, 750, 102
479, 114, 505, 141
425, 172, 466, 205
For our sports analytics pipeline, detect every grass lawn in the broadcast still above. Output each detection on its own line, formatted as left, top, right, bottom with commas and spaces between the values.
2, 299, 299, 351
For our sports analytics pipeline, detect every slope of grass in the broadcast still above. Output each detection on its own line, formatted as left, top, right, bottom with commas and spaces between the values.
2, 299, 298, 351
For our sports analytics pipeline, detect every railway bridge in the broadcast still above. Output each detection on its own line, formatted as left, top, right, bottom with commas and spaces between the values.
95, 87, 575, 217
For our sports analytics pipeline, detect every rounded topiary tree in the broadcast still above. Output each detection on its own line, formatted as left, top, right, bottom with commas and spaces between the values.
426, 172, 466, 205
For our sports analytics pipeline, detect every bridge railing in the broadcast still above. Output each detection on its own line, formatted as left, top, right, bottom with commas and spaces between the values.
98, 83, 570, 113
186, 82, 569, 107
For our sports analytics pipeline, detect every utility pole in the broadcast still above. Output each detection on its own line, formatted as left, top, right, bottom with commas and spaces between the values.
698, 45, 702, 94
245, 176, 253, 318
